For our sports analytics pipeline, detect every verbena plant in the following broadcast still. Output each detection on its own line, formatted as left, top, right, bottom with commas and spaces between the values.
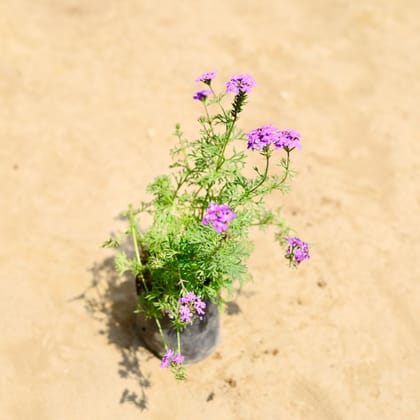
103, 71, 309, 379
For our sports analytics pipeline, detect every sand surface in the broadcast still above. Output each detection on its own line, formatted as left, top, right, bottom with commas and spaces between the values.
1, 1, 420, 419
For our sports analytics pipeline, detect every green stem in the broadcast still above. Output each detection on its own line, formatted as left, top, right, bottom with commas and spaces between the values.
240, 150, 291, 204
177, 267, 187, 293
128, 206, 168, 350
245, 152, 271, 198
210, 86, 228, 120
156, 319, 169, 350
203, 103, 215, 138
278, 150, 291, 185
210, 233, 226, 257
129, 206, 148, 292
173, 169, 192, 200
199, 115, 238, 219
216, 114, 237, 171
176, 330, 181, 354
171, 131, 193, 201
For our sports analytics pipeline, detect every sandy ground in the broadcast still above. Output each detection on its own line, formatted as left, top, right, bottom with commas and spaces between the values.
1, 1, 420, 419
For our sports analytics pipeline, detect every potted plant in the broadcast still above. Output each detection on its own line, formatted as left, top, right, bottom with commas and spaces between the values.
103, 71, 310, 380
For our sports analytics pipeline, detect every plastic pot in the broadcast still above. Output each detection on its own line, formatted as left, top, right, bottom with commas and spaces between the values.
135, 291, 220, 364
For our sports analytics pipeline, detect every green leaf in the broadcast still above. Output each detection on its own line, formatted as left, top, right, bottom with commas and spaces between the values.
101, 238, 120, 248
114, 252, 131, 275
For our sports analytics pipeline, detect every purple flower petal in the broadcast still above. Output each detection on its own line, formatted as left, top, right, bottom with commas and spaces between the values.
247, 124, 280, 150
226, 74, 256, 94
179, 305, 193, 323
284, 236, 310, 265
172, 353, 185, 364
193, 89, 212, 101
202, 203, 236, 233
274, 129, 302, 150
194, 298, 206, 316
247, 125, 302, 151
161, 349, 174, 368
195, 71, 217, 84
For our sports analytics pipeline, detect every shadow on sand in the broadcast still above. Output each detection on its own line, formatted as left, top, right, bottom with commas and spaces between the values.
76, 256, 152, 411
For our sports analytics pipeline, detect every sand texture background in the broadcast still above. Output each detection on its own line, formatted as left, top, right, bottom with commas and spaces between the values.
1, 1, 420, 419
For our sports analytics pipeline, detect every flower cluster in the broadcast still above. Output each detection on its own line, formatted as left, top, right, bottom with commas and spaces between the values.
246, 124, 278, 151
195, 71, 217, 84
247, 125, 302, 151
161, 349, 185, 368
193, 89, 212, 101
226, 74, 256, 94
285, 237, 310, 265
274, 129, 302, 150
202, 203, 237, 233
179, 292, 206, 323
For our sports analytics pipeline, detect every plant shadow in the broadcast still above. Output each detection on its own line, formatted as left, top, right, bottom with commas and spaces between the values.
76, 256, 152, 411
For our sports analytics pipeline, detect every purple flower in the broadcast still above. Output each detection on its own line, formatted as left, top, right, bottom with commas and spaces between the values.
179, 291, 197, 305
193, 89, 212, 101
195, 71, 217, 84
194, 297, 206, 316
179, 292, 207, 322
202, 203, 237, 233
161, 349, 174, 368
226, 74, 256, 94
172, 353, 185, 364
179, 305, 193, 323
274, 129, 302, 150
285, 237, 310, 265
247, 125, 302, 152
247, 124, 280, 151
161, 349, 185, 368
